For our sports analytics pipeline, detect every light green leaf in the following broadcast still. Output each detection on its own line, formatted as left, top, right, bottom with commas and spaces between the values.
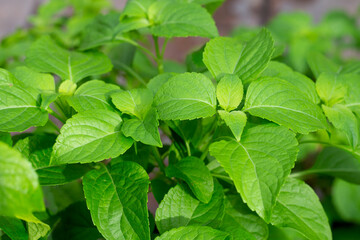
316, 72, 348, 106
309, 147, 360, 184
262, 61, 319, 104
323, 104, 359, 148
122, 107, 162, 147
244, 77, 327, 134
11, 66, 55, 92
216, 74, 243, 111
209, 124, 298, 221
121, 0, 154, 18
51, 109, 133, 165
307, 52, 339, 78
154, 73, 216, 120
155, 182, 225, 234
0, 217, 28, 240
271, 178, 331, 240
220, 195, 268, 240
147, 73, 177, 95
28, 220, 50, 240
26, 36, 112, 82
112, 88, 153, 119
148, 1, 218, 38
0, 85, 48, 132
203, 29, 274, 83
83, 161, 150, 240
155, 226, 230, 240
0, 68, 18, 86
343, 74, 360, 113
68, 80, 120, 112
332, 179, 360, 224
166, 156, 214, 203
0, 142, 45, 220
218, 110, 247, 141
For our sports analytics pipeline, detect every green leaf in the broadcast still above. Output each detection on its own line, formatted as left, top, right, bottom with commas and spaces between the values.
261, 61, 319, 104
307, 52, 339, 78
0, 132, 12, 146
218, 110, 247, 141
147, 73, 177, 95
309, 147, 360, 184
68, 80, 120, 112
148, 1, 218, 38
28, 220, 50, 240
322, 104, 359, 148
154, 73, 216, 120
122, 108, 162, 147
26, 36, 112, 82
14, 134, 92, 186
166, 156, 214, 203
209, 124, 298, 221
316, 72, 348, 106
216, 74, 243, 111
0, 142, 45, 220
220, 195, 268, 240
112, 88, 153, 119
244, 77, 327, 134
51, 109, 133, 165
270, 178, 331, 240
83, 161, 150, 240
0, 85, 48, 132
0, 68, 18, 86
203, 29, 274, 83
155, 182, 225, 234
332, 179, 360, 224
121, 0, 154, 18
155, 226, 230, 240
11, 66, 55, 92
0, 217, 28, 240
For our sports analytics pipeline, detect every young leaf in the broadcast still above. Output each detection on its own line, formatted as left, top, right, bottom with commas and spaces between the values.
244, 77, 327, 134
166, 156, 214, 203
68, 80, 120, 112
51, 109, 133, 165
216, 74, 243, 111
28, 220, 50, 240
26, 36, 112, 82
0, 85, 48, 132
261, 61, 319, 104
316, 72, 347, 106
154, 73, 216, 120
155, 182, 225, 234
218, 110, 247, 141
309, 147, 360, 184
0, 142, 45, 220
83, 161, 150, 240
307, 52, 339, 78
112, 88, 153, 119
209, 124, 298, 221
203, 29, 274, 83
148, 1, 218, 38
11, 66, 55, 92
332, 179, 360, 224
270, 178, 331, 240
0, 217, 28, 240
122, 107, 162, 147
322, 104, 359, 148
155, 226, 230, 240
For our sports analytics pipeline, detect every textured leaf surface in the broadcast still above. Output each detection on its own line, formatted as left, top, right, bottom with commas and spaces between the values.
209, 124, 298, 220
122, 108, 162, 147
147, 73, 177, 95
154, 73, 216, 120
0, 85, 48, 132
323, 104, 359, 148
0, 217, 28, 240
261, 61, 319, 103
0, 68, 17, 86
68, 80, 120, 112
311, 147, 360, 184
307, 52, 339, 78
11, 66, 55, 92
271, 178, 331, 240
166, 156, 214, 203
316, 72, 347, 106
155, 226, 230, 240
148, 1, 218, 38
112, 88, 153, 119
26, 36, 112, 82
216, 74, 243, 111
51, 109, 133, 165
83, 161, 150, 240
155, 182, 225, 234
0, 143, 44, 220
218, 110, 247, 141
244, 77, 327, 134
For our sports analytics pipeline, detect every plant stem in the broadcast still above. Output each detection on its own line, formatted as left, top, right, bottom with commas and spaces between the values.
211, 173, 232, 183
290, 170, 316, 178
185, 140, 192, 157
116, 36, 157, 60
153, 36, 164, 74
48, 108, 66, 124
152, 147, 166, 173
117, 62, 147, 86
47, 119, 60, 133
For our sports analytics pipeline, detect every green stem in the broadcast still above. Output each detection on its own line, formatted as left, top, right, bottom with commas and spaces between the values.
152, 147, 166, 173
48, 108, 66, 124
185, 140, 192, 157
116, 36, 157, 60
153, 36, 164, 74
47, 119, 60, 133
290, 170, 316, 178
117, 62, 147, 86
211, 173, 232, 183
